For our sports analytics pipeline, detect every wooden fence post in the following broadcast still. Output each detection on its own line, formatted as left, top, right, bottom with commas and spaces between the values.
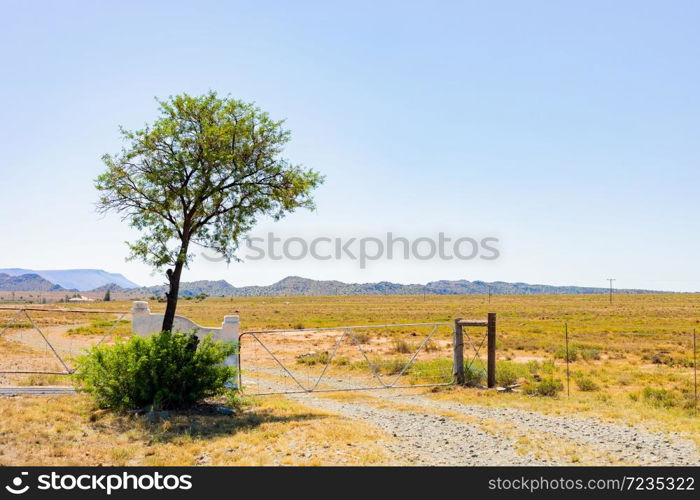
487, 312, 497, 388
453, 318, 464, 385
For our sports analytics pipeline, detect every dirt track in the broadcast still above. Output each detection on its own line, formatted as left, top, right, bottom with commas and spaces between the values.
248, 374, 700, 466
0, 324, 104, 384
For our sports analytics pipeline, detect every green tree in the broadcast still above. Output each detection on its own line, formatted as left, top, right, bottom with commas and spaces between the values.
96, 92, 323, 332
103, 289, 111, 302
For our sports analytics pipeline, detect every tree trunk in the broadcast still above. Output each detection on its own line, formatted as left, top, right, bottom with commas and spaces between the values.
162, 259, 185, 332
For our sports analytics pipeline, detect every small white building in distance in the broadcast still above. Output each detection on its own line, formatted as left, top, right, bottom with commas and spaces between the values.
68, 295, 93, 302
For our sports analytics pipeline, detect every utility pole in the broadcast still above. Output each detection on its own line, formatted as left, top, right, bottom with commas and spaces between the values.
565, 323, 570, 398
487, 285, 492, 304
607, 278, 616, 304
694, 329, 697, 415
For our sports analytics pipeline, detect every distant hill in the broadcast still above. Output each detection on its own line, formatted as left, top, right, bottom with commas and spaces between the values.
0, 271, 669, 297
135, 280, 236, 297
130, 275, 664, 297
0, 269, 139, 291
0, 273, 67, 292
234, 276, 425, 296
88, 283, 131, 294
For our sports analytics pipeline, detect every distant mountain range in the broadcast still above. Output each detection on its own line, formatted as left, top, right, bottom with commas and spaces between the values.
129, 275, 665, 297
0, 273, 68, 292
0, 269, 139, 291
0, 271, 671, 296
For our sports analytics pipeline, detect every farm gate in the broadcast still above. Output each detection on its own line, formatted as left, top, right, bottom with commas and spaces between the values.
238, 315, 497, 395
0, 303, 498, 395
0, 306, 128, 387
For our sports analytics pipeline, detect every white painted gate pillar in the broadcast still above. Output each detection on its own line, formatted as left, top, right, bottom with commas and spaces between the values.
131, 301, 240, 388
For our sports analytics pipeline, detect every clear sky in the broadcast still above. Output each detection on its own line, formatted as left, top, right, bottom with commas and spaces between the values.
0, 0, 698, 291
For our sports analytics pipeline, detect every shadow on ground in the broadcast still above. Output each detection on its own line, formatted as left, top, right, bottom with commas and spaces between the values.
101, 407, 327, 444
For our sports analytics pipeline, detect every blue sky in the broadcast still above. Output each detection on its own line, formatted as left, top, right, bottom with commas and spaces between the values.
0, 0, 698, 290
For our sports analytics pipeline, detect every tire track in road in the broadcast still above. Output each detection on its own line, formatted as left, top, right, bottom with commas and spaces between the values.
244, 369, 700, 465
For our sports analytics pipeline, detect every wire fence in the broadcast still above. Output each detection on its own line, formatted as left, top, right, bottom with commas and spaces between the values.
1, 303, 696, 416
0, 307, 129, 386
495, 321, 699, 414
238, 322, 456, 395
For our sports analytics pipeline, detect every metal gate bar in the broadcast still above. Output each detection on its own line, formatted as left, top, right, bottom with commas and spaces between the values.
238, 322, 455, 395
0, 307, 129, 376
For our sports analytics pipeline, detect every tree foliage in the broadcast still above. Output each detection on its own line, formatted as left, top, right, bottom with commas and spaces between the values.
96, 92, 323, 330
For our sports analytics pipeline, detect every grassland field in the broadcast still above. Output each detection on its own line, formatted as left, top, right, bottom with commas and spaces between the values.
0, 293, 699, 464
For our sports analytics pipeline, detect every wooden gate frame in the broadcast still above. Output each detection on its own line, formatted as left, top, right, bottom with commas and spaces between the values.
453, 313, 497, 387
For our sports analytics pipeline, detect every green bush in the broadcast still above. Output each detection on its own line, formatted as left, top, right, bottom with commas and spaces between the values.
541, 359, 555, 374
523, 377, 563, 397
423, 340, 440, 352
554, 345, 578, 362
74, 331, 236, 411
68, 319, 130, 337
408, 358, 452, 384
679, 384, 699, 410
333, 356, 350, 366
352, 332, 371, 344
391, 339, 413, 354
225, 390, 249, 413
496, 361, 532, 386
350, 358, 408, 376
679, 359, 696, 369
379, 359, 408, 375
554, 343, 602, 363
575, 376, 599, 392
526, 360, 541, 374
464, 363, 486, 386
641, 387, 678, 409
296, 351, 329, 365
580, 347, 602, 361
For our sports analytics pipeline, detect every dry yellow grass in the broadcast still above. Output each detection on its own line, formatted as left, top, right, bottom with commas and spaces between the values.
0, 394, 393, 466
42, 293, 699, 347
3, 294, 699, 448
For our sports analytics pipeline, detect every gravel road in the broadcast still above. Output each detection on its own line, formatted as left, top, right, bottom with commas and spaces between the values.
390, 392, 700, 465
249, 374, 700, 466
287, 391, 546, 465
0, 386, 76, 396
